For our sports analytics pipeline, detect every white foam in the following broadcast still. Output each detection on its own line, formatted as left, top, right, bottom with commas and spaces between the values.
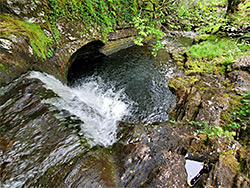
28, 71, 132, 147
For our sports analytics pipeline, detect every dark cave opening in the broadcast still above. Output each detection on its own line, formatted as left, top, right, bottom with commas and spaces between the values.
67, 40, 106, 85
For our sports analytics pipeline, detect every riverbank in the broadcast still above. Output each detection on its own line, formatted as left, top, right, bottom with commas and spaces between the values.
166, 32, 250, 186
1, 0, 250, 187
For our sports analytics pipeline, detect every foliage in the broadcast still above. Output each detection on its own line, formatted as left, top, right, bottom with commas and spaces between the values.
232, 0, 250, 27
179, 0, 227, 8
174, 0, 249, 40
46, 0, 137, 43
225, 0, 250, 39
130, 0, 179, 56
188, 38, 230, 59
132, 15, 165, 56
187, 120, 236, 140
222, 91, 250, 134
0, 14, 53, 59
186, 37, 249, 74
175, 1, 227, 34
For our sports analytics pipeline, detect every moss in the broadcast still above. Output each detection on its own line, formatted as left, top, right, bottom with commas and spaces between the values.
176, 61, 185, 69
220, 150, 240, 173
193, 80, 210, 93
185, 58, 219, 75
172, 51, 185, 62
187, 36, 249, 75
0, 64, 9, 72
193, 34, 216, 43
0, 14, 53, 59
168, 76, 199, 92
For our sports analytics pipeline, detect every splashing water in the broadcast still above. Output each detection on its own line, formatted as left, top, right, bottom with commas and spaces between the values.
29, 71, 132, 147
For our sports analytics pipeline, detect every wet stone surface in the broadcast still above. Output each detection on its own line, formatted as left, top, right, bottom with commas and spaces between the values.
0, 71, 250, 188
113, 122, 190, 188
0, 72, 190, 188
0, 73, 115, 187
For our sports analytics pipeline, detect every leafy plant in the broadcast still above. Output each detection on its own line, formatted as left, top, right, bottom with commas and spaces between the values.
187, 38, 240, 59
132, 16, 165, 56
228, 91, 250, 130
187, 120, 236, 140
186, 36, 249, 74
46, 0, 138, 43
175, 1, 227, 34
221, 91, 250, 139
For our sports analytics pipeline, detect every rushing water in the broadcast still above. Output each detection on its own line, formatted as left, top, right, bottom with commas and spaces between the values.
69, 45, 176, 122
28, 71, 131, 147
0, 37, 194, 187
29, 45, 176, 147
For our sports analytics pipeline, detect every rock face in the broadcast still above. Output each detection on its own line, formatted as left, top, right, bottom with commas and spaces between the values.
1, 1, 250, 187
0, 73, 119, 187
114, 123, 188, 188
0, 0, 137, 86
228, 71, 250, 94
168, 50, 250, 187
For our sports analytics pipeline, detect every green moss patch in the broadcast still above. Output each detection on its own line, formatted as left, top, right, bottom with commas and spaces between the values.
168, 76, 200, 92
188, 37, 249, 59
0, 14, 53, 59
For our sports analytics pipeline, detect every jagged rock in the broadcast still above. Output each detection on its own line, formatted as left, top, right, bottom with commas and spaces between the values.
195, 95, 229, 125
115, 123, 189, 188
0, 0, 137, 86
205, 153, 250, 188
228, 71, 250, 94
232, 55, 250, 71
153, 151, 187, 187
173, 74, 232, 124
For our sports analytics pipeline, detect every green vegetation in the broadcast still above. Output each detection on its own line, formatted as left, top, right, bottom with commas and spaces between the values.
168, 0, 249, 142
175, 90, 250, 141
176, 1, 227, 33
188, 37, 249, 59
186, 36, 249, 74
230, 1, 250, 27
132, 15, 166, 56
45, 0, 137, 42
187, 120, 236, 140
0, 64, 8, 72
222, 91, 250, 135
44, 0, 172, 55
0, 14, 53, 59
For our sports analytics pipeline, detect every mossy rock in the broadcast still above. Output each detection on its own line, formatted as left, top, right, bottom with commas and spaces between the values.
168, 76, 200, 92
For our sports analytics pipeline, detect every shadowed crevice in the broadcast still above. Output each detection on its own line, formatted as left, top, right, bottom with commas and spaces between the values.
67, 40, 106, 85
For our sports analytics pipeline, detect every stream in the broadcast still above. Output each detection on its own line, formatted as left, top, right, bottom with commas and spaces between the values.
0, 35, 195, 187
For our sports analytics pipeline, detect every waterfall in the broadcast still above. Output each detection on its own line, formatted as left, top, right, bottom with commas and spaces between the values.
28, 71, 132, 147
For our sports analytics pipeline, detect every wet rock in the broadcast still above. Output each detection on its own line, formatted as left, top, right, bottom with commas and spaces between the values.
228, 71, 250, 94
232, 55, 250, 71
114, 123, 189, 188
175, 87, 202, 122
152, 151, 187, 187
0, 34, 33, 86
0, 73, 116, 188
